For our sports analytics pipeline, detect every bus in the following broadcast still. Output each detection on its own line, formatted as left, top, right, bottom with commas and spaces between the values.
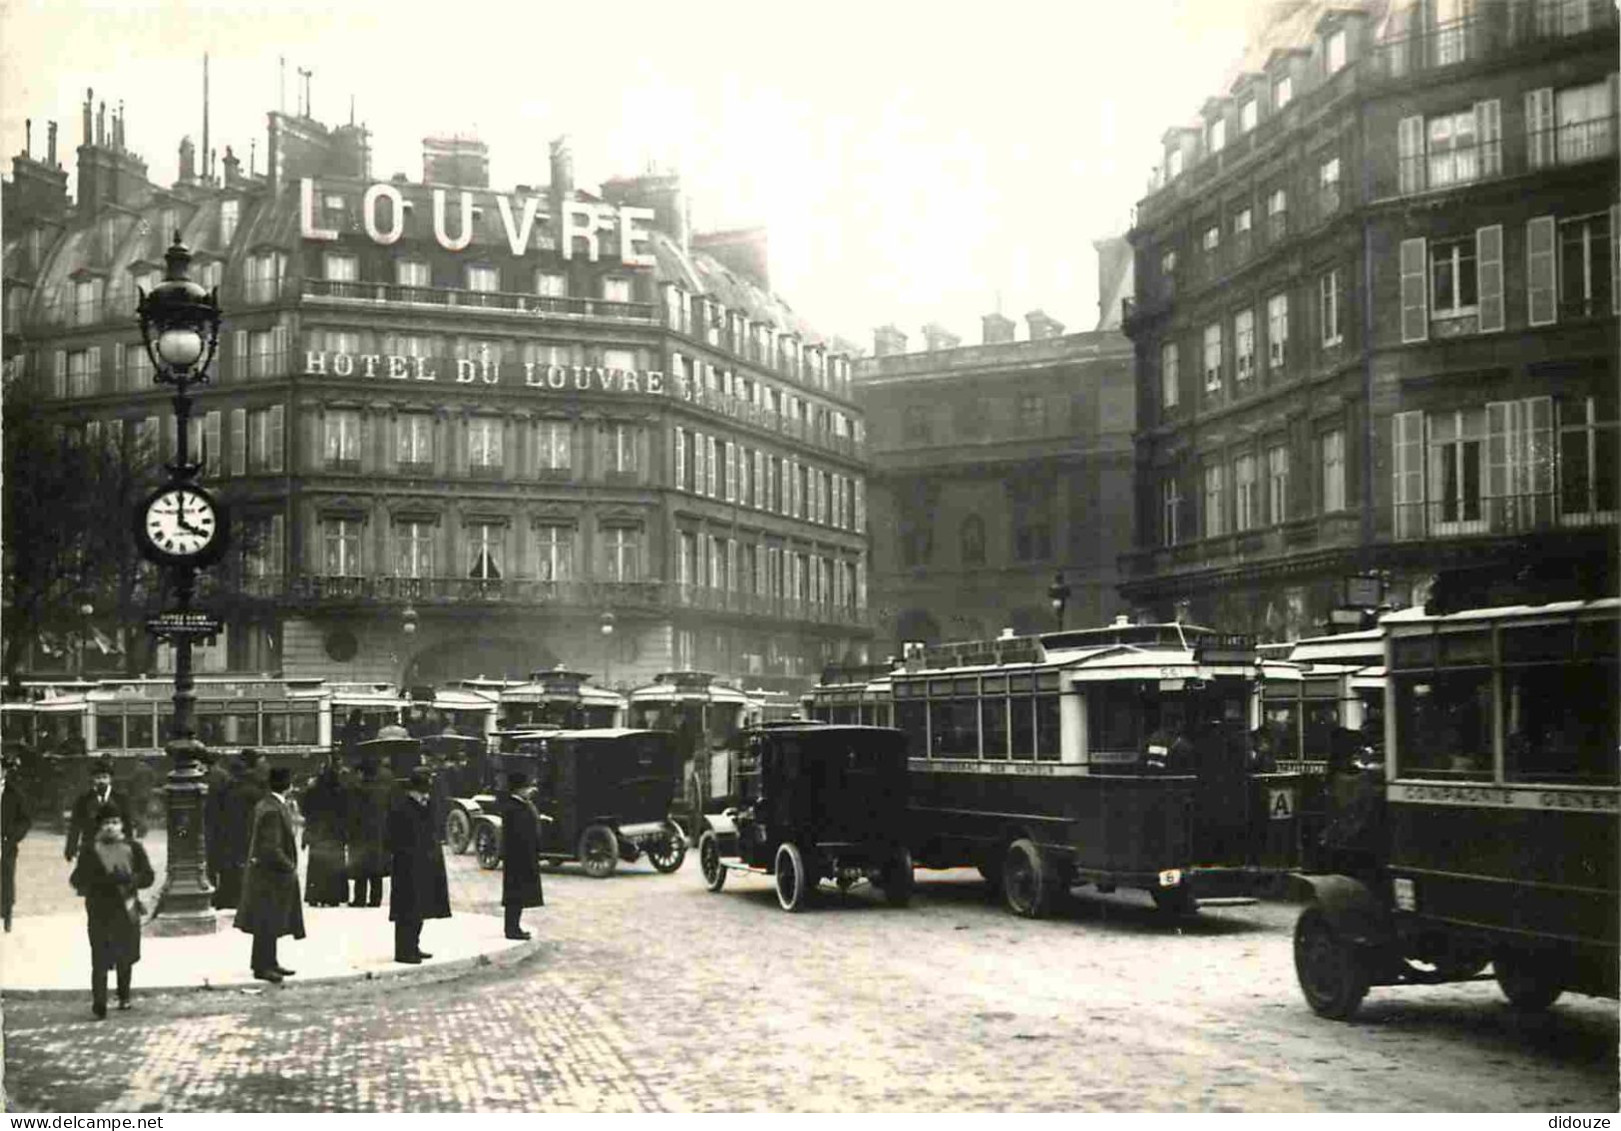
1293, 594, 1619, 1018
497, 668, 624, 730
809, 620, 1303, 918
806, 663, 894, 728
626, 671, 751, 838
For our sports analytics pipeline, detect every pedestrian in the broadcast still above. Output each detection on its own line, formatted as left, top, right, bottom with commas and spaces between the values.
233, 765, 304, 983
69, 802, 154, 1019
346, 759, 390, 907
500, 771, 545, 941
123, 757, 157, 839
65, 757, 135, 862
300, 758, 349, 907
213, 751, 267, 910
388, 769, 450, 964
201, 751, 232, 895
2, 751, 32, 932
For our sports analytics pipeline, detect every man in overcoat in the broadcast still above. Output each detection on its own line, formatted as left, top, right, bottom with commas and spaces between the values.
212, 751, 266, 910
388, 770, 450, 963
201, 751, 233, 895
2, 752, 31, 931
346, 759, 391, 907
500, 771, 545, 940
300, 758, 349, 907
64, 757, 135, 862
233, 765, 304, 982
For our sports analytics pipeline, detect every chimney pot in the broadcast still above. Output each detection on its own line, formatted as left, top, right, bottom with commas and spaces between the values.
981, 312, 1016, 345
1025, 309, 1065, 340
873, 324, 909, 357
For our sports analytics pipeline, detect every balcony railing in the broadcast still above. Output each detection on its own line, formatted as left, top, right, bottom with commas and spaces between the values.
1397, 138, 1505, 196
1373, 2, 1616, 79
1392, 492, 1618, 540
302, 277, 658, 322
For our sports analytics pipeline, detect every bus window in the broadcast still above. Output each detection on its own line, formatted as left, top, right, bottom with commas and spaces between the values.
197, 714, 228, 747
896, 699, 926, 757
1394, 670, 1491, 779
929, 696, 977, 757
705, 704, 743, 748
96, 714, 124, 751
1010, 694, 1035, 761
127, 712, 154, 750
584, 705, 617, 728
1036, 694, 1060, 762
1302, 701, 1338, 760
227, 709, 261, 746
264, 711, 319, 746
982, 696, 1009, 759
1263, 703, 1300, 761
38, 712, 84, 750
1088, 684, 1145, 758
1504, 660, 1619, 785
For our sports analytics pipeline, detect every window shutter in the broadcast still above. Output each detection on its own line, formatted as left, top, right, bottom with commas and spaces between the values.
1525, 88, 1553, 170
230, 408, 246, 475
268, 404, 285, 472
724, 441, 736, 502
692, 430, 706, 493
1526, 215, 1557, 326
1393, 410, 1425, 539
233, 330, 247, 380
53, 350, 65, 398
1475, 99, 1501, 176
87, 346, 101, 395
1476, 225, 1504, 332
674, 427, 687, 490
205, 411, 221, 476
1611, 204, 1620, 316
112, 343, 125, 391
1397, 115, 1424, 194
754, 451, 765, 508
1485, 401, 1511, 525
1399, 237, 1428, 342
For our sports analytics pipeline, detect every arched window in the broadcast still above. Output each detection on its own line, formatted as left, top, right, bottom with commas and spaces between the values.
961, 514, 986, 565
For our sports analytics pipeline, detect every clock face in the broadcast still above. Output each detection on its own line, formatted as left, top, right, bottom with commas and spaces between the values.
141, 488, 220, 559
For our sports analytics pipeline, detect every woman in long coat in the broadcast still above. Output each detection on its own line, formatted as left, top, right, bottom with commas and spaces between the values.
300, 762, 349, 907
345, 760, 391, 907
500, 771, 545, 940
387, 771, 451, 963
69, 802, 155, 1018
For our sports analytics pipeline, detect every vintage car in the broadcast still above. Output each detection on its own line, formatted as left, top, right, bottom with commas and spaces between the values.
468, 728, 686, 877
695, 723, 914, 912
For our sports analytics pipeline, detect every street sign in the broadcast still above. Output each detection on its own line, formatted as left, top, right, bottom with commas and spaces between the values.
1343, 574, 1384, 608
146, 611, 224, 639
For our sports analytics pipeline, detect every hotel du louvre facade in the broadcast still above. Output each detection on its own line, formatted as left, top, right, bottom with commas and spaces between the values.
2, 95, 872, 690
1120, 0, 1618, 639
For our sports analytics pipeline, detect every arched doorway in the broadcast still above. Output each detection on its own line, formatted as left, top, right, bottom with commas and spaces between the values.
402, 635, 560, 687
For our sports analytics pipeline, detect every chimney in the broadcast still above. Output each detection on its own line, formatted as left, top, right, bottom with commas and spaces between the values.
82, 89, 92, 147
422, 134, 488, 187
549, 137, 573, 195
982, 312, 1016, 344
24, 118, 31, 159
222, 144, 241, 187
97, 100, 106, 147
921, 322, 961, 352
873, 325, 909, 357
178, 135, 196, 183
47, 120, 57, 167
1026, 309, 1065, 340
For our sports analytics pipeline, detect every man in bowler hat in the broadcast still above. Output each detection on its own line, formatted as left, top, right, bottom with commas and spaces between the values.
233, 765, 304, 982
388, 770, 450, 963
65, 757, 135, 861
500, 771, 546, 940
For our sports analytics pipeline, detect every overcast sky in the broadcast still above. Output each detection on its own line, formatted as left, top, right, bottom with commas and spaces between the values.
1, 0, 1263, 349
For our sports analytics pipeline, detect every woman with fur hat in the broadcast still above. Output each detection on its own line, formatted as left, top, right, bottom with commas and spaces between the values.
69, 802, 154, 1018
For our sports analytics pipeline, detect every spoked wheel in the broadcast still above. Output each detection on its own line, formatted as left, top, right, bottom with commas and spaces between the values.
444, 808, 472, 855
1001, 838, 1055, 919
474, 823, 501, 871
1294, 906, 1371, 1020
775, 841, 812, 912
1494, 949, 1564, 1011
877, 846, 914, 908
578, 824, 620, 878
647, 827, 687, 874
698, 830, 727, 892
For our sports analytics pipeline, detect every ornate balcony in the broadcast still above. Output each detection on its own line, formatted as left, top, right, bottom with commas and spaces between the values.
301, 277, 658, 323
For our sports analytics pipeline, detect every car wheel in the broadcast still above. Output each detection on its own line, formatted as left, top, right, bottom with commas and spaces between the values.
648, 828, 687, 874
1294, 906, 1370, 1020
1494, 949, 1564, 1011
698, 830, 727, 892
578, 824, 619, 878
879, 846, 914, 908
474, 823, 501, 871
1001, 838, 1055, 919
444, 808, 472, 855
775, 841, 810, 912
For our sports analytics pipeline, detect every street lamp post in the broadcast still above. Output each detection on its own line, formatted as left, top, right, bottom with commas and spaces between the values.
1048, 572, 1072, 631
136, 233, 225, 936
600, 611, 616, 689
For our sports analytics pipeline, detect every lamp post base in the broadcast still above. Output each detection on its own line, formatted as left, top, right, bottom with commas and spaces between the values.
151, 736, 217, 936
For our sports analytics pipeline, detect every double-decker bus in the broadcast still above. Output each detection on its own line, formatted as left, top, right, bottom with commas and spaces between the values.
626, 671, 751, 837
497, 668, 624, 730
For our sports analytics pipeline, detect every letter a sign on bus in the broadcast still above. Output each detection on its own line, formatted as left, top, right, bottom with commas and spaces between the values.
1268, 787, 1296, 821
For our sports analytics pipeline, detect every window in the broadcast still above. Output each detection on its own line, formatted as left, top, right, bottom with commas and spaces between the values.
394, 520, 435, 579
1393, 410, 1425, 538
1161, 342, 1180, 409
248, 406, 284, 473
1559, 211, 1614, 318
219, 199, 239, 245
1161, 478, 1182, 546
1429, 408, 1486, 532
1160, 248, 1177, 287
1234, 453, 1259, 531
323, 518, 363, 576
71, 278, 100, 326
1267, 293, 1289, 369
1554, 82, 1614, 164
323, 253, 358, 282
396, 414, 433, 468
1319, 269, 1342, 346
248, 328, 282, 379
1324, 28, 1346, 74
1233, 207, 1252, 237
534, 524, 574, 581
1430, 237, 1478, 318
1318, 156, 1341, 215
602, 526, 640, 581
1203, 463, 1226, 538
396, 260, 430, 287
466, 522, 503, 580
1322, 430, 1346, 512
1202, 322, 1223, 391
1427, 108, 1477, 187
1485, 398, 1554, 530
601, 277, 631, 303
1240, 98, 1257, 134
466, 265, 499, 293
1274, 73, 1293, 110
1267, 444, 1291, 524
1266, 189, 1288, 241
1559, 396, 1618, 524
323, 410, 361, 469
1234, 309, 1255, 381
66, 347, 97, 397
534, 419, 571, 473
602, 423, 639, 474
1208, 117, 1226, 155
1201, 224, 1220, 252
903, 404, 932, 443
187, 411, 221, 477
468, 417, 503, 474
1167, 148, 1184, 180
244, 513, 284, 580
961, 515, 986, 565
1018, 394, 1046, 434
535, 272, 567, 297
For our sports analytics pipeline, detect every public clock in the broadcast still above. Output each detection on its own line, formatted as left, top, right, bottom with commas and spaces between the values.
134, 484, 229, 567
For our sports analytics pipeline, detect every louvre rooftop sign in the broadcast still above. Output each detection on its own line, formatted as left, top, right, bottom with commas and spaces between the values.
299, 178, 657, 266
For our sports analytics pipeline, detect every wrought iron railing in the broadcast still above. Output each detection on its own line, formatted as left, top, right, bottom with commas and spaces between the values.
1373, 1, 1616, 79
302, 277, 658, 322
1390, 492, 1619, 540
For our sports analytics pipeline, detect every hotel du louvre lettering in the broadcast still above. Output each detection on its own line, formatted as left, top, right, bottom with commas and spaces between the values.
305, 349, 666, 395
298, 177, 657, 265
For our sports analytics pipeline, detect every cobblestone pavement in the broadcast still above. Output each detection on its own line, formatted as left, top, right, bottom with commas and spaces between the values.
4, 839, 1617, 1113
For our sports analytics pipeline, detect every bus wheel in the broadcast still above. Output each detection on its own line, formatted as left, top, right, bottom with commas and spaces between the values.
1002, 839, 1055, 919
877, 847, 914, 908
775, 842, 810, 912
444, 808, 472, 855
647, 828, 687, 874
1294, 907, 1370, 1020
1494, 950, 1564, 1011
698, 831, 727, 892
578, 824, 620, 879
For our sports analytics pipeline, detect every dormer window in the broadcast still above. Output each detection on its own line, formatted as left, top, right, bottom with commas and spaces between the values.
601, 277, 631, 303
1208, 118, 1227, 154
1240, 98, 1258, 133
466, 264, 499, 293
1325, 29, 1347, 74
1274, 74, 1293, 110
1167, 148, 1184, 180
